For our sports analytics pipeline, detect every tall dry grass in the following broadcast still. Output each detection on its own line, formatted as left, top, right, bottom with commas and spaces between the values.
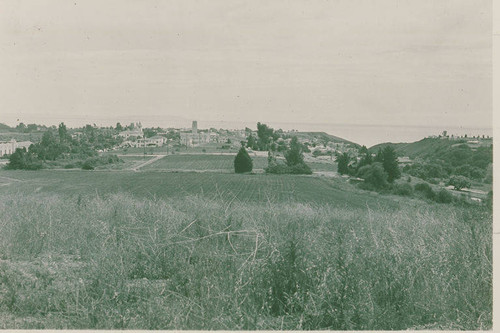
0, 192, 491, 329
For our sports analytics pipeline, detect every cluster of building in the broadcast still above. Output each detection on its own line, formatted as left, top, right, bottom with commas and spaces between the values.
116, 121, 246, 148
0, 139, 33, 157
180, 121, 212, 147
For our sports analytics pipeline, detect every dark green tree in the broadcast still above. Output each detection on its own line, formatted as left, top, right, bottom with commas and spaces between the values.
256, 122, 275, 151
357, 152, 373, 170
358, 145, 368, 155
246, 135, 256, 149
58, 122, 68, 143
234, 145, 253, 173
6, 148, 42, 170
41, 130, 57, 147
374, 148, 384, 163
357, 162, 388, 189
337, 152, 351, 175
284, 137, 304, 166
382, 146, 400, 182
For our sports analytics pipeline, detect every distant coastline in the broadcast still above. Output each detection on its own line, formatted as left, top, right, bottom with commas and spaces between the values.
1, 116, 492, 147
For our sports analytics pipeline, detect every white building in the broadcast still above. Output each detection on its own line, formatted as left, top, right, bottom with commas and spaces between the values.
118, 123, 143, 139
0, 139, 33, 157
135, 135, 165, 147
180, 121, 211, 147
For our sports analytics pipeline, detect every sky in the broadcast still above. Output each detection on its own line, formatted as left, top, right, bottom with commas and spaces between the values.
0, 0, 492, 145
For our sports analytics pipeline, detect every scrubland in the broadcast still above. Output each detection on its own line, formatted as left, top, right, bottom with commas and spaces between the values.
0, 191, 491, 329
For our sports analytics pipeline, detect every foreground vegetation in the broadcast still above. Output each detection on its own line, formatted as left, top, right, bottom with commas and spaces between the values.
0, 190, 491, 330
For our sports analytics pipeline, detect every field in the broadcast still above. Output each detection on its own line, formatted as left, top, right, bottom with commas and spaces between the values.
0, 170, 388, 208
141, 154, 269, 171
138, 153, 336, 173
0, 167, 492, 330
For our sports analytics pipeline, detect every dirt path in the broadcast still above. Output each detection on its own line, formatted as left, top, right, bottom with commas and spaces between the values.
131, 155, 164, 171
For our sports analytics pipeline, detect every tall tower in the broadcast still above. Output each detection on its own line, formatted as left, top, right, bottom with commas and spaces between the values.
192, 121, 198, 134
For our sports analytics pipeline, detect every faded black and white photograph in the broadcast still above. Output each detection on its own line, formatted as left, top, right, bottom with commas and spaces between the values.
0, 0, 494, 330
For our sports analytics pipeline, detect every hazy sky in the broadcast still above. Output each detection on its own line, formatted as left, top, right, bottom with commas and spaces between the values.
0, 0, 492, 144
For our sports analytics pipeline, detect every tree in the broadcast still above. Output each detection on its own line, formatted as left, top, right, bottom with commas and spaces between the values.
234, 145, 253, 173
246, 135, 256, 149
58, 122, 68, 143
357, 152, 373, 170
6, 148, 42, 170
357, 162, 388, 189
337, 152, 351, 175
382, 146, 400, 182
284, 137, 304, 166
16, 122, 27, 132
447, 175, 471, 191
115, 122, 123, 131
256, 122, 275, 151
358, 145, 368, 155
41, 130, 57, 147
374, 148, 384, 163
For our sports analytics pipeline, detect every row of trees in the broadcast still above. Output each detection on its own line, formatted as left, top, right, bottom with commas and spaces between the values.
6, 123, 121, 170
337, 146, 401, 189
235, 135, 312, 175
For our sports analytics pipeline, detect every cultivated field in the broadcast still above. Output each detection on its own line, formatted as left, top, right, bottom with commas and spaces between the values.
140, 153, 337, 173
0, 168, 492, 330
141, 154, 269, 171
0, 170, 389, 208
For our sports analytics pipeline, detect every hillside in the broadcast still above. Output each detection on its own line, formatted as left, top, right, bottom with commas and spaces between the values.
369, 137, 464, 158
296, 131, 360, 147
0, 123, 12, 131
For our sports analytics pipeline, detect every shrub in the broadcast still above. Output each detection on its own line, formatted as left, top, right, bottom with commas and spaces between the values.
287, 162, 312, 175
5, 148, 43, 170
265, 162, 312, 175
234, 146, 253, 173
436, 189, 454, 204
447, 175, 471, 191
392, 183, 413, 196
81, 155, 121, 170
414, 183, 435, 200
81, 160, 95, 170
357, 162, 388, 190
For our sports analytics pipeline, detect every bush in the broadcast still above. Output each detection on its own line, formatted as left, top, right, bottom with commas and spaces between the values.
81, 155, 121, 170
447, 175, 471, 191
357, 162, 388, 190
81, 160, 95, 170
436, 189, 454, 204
392, 183, 413, 196
265, 162, 312, 175
234, 146, 253, 173
5, 148, 43, 170
414, 183, 435, 200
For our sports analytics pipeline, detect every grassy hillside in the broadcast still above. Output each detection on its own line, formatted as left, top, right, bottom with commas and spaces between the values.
0, 123, 12, 131
369, 138, 461, 158
0, 190, 491, 330
296, 132, 360, 147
